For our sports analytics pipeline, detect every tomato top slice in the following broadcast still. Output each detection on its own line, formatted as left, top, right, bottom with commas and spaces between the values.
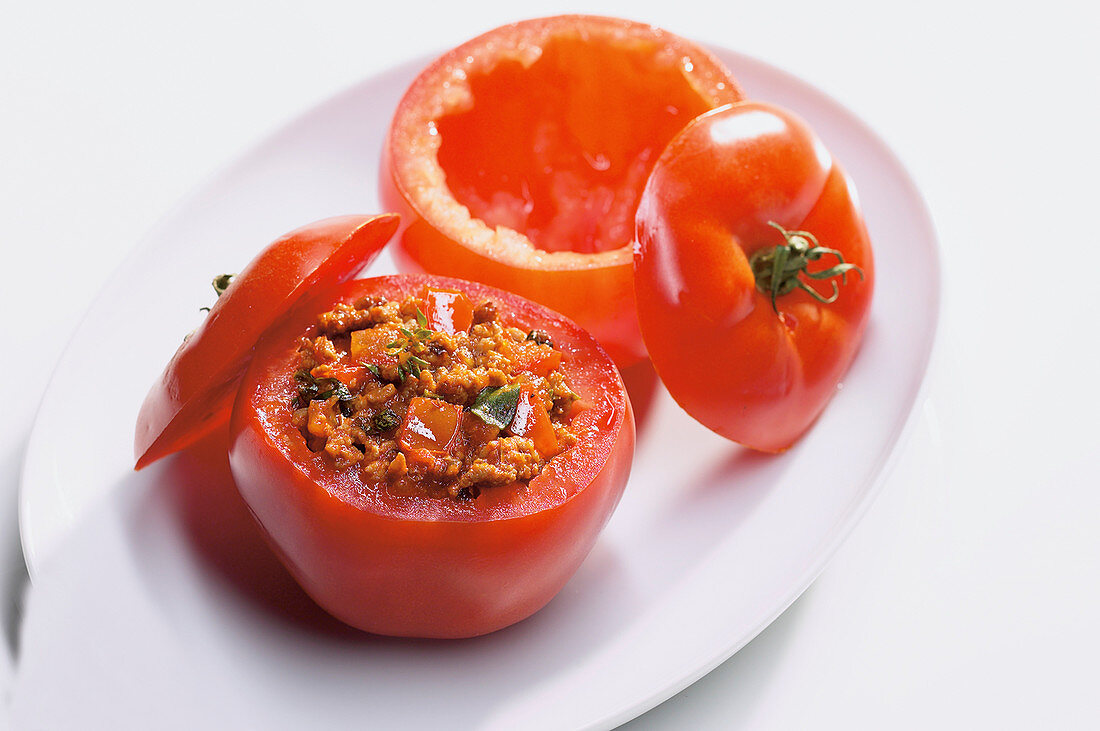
134, 214, 399, 469
633, 103, 875, 451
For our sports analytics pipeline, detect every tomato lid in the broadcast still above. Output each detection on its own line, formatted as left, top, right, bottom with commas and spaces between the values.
632, 102, 874, 451
134, 214, 399, 469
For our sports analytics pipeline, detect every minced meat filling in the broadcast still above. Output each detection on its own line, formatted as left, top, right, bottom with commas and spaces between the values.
290, 289, 581, 500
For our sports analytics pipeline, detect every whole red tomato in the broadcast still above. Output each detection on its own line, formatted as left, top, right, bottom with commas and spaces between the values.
381, 15, 744, 366
228, 274, 635, 638
633, 102, 874, 452
134, 215, 399, 469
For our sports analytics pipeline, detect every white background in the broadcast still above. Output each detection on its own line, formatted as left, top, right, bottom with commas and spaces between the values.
2, 0, 1098, 727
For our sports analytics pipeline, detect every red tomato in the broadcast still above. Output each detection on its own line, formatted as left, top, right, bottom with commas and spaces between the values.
134, 214, 398, 469
633, 102, 875, 451
228, 274, 635, 638
381, 15, 744, 366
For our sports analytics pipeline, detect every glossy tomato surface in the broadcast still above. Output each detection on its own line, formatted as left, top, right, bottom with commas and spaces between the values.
229, 274, 635, 638
634, 102, 874, 452
381, 15, 744, 366
134, 214, 398, 469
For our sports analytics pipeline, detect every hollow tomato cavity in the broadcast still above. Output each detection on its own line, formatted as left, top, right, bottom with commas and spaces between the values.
435, 36, 716, 255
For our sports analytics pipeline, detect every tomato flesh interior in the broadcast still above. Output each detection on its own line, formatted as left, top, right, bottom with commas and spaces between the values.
435, 36, 714, 255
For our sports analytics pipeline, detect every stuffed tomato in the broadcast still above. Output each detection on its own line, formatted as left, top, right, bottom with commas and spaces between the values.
228, 274, 634, 638
381, 15, 744, 366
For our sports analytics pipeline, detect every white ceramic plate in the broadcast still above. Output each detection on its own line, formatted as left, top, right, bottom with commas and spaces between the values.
18, 48, 939, 728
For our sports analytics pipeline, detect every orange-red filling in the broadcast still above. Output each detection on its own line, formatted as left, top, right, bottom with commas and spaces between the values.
293, 290, 582, 500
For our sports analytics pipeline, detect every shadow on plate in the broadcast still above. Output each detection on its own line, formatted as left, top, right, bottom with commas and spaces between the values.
1, 438, 31, 663
152, 425, 358, 638
623, 585, 814, 728
619, 358, 661, 437
115, 423, 645, 725
113, 400, 793, 727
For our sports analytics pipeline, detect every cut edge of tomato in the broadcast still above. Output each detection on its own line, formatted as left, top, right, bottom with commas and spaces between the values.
134, 213, 399, 470
236, 273, 632, 524
387, 14, 744, 269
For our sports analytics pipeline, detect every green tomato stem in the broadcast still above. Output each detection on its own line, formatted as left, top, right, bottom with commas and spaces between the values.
748, 221, 864, 314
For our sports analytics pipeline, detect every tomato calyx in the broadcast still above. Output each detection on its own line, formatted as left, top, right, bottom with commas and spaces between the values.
211, 273, 235, 297
749, 221, 865, 313
198, 273, 236, 313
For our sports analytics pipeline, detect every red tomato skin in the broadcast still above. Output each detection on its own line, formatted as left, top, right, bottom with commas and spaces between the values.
634, 102, 874, 451
134, 214, 398, 469
380, 15, 746, 368
229, 274, 634, 638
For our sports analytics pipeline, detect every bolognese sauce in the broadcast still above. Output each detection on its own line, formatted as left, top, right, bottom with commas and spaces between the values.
290, 287, 582, 500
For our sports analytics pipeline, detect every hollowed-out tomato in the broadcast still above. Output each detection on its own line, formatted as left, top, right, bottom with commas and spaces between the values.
381, 15, 743, 366
228, 274, 635, 638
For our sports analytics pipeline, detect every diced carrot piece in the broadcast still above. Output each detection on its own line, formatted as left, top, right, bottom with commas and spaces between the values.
424, 287, 474, 334
508, 387, 559, 458
350, 327, 397, 366
399, 397, 463, 457
320, 361, 366, 389
501, 339, 562, 377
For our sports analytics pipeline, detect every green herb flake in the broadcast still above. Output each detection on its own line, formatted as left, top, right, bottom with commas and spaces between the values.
294, 370, 355, 405
469, 385, 522, 430
315, 379, 353, 403
364, 364, 381, 377
416, 307, 429, 329
292, 370, 319, 407
558, 385, 580, 402
372, 409, 400, 433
